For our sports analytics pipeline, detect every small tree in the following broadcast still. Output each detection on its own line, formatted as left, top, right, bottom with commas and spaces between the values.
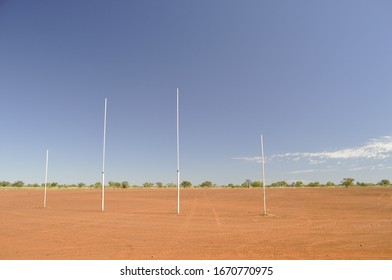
0, 181, 11, 187
143, 182, 154, 188
121, 181, 129, 188
341, 178, 355, 188
200, 181, 213, 188
155, 182, 163, 188
181, 181, 192, 188
326, 181, 335, 187
251, 181, 263, 188
379, 179, 390, 186
294, 181, 304, 187
270, 181, 289, 187
12, 181, 24, 187
307, 182, 320, 187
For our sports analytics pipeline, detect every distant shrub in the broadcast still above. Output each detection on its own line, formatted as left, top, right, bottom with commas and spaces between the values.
379, 179, 390, 186
181, 181, 192, 188
341, 178, 355, 188
0, 181, 11, 187
12, 181, 24, 187
270, 181, 289, 187
251, 181, 263, 188
294, 181, 304, 187
200, 181, 213, 188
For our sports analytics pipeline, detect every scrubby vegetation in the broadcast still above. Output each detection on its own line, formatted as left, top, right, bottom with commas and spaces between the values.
1, 178, 391, 189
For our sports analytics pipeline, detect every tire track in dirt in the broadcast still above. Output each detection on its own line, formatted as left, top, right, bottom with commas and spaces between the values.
202, 189, 222, 228
377, 192, 391, 202
163, 189, 225, 258
164, 190, 202, 253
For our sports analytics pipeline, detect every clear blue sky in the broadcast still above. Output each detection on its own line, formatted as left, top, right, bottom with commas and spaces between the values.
1, 0, 392, 185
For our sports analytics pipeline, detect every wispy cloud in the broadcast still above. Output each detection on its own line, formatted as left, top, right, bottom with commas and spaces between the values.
232, 136, 392, 182
290, 169, 316, 174
349, 164, 392, 171
270, 136, 392, 162
309, 159, 326, 165
232, 156, 262, 162
233, 136, 392, 164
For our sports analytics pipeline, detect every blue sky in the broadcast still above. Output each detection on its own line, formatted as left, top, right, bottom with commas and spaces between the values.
1, 0, 392, 185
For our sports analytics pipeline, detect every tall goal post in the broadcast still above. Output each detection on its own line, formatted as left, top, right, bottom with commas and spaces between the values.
177, 88, 180, 214
101, 98, 107, 212
261, 134, 267, 216
44, 149, 48, 208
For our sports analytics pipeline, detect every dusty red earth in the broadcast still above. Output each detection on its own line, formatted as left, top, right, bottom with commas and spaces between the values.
0, 187, 391, 260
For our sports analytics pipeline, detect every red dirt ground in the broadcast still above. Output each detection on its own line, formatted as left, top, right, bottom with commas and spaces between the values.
0, 187, 391, 260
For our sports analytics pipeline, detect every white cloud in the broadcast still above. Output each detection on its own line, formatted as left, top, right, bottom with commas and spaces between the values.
270, 136, 392, 162
349, 166, 369, 171
349, 164, 392, 171
232, 156, 262, 162
232, 136, 392, 183
309, 159, 326, 165
233, 136, 392, 169
290, 169, 315, 174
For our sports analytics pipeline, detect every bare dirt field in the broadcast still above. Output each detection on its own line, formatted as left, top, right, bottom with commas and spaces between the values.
0, 187, 391, 260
